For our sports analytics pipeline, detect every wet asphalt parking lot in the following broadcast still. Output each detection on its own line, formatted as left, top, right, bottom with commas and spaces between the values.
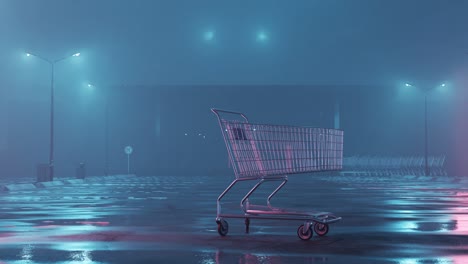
0, 174, 467, 263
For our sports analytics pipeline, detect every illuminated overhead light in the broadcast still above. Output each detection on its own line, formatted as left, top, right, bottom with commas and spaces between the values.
26, 53, 31, 57
204, 30, 215, 41
72, 53, 80, 57
257, 31, 268, 42
86, 83, 95, 90
437, 82, 449, 93
405, 83, 412, 87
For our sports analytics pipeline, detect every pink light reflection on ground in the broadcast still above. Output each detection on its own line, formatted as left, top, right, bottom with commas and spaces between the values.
0, 233, 15, 238
450, 255, 468, 264
50, 231, 175, 242
76, 221, 110, 226
211, 250, 328, 264
34, 225, 62, 229
450, 192, 468, 234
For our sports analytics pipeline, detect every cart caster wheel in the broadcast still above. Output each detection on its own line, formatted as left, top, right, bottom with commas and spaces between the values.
245, 218, 250, 234
217, 219, 229, 236
297, 224, 313, 240
314, 223, 329, 237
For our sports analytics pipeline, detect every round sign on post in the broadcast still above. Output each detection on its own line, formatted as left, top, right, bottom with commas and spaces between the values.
124, 146, 133, 174
125, 146, 133, 155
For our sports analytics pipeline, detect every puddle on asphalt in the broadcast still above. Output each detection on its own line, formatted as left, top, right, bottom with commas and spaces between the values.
396, 256, 468, 264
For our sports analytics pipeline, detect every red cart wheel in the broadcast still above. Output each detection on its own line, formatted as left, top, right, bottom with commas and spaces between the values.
217, 219, 229, 236
297, 224, 313, 240
314, 223, 329, 236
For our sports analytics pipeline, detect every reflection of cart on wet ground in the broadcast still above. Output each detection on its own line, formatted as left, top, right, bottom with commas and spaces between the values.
212, 109, 344, 240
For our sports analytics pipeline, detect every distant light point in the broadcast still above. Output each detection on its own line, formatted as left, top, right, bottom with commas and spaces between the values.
257, 31, 268, 42
204, 31, 215, 41
73, 53, 81, 57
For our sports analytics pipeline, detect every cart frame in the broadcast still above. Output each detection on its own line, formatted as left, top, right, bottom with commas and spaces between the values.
212, 108, 343, 240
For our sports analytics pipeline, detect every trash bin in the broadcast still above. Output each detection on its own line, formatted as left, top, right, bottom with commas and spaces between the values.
76, 163, 86, 179
37, 163, 51, 182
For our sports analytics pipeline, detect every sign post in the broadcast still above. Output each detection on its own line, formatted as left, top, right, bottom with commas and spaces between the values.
124, 146, 133, 175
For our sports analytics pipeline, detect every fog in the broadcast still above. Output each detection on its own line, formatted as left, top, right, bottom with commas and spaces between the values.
0, 0, 467, 178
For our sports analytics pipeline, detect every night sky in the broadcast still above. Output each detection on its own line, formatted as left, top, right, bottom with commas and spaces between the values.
1, 0, 467, 86
0, 0, 467, 177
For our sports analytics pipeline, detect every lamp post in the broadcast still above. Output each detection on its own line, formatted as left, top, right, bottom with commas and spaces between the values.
87, 83, 109, 176
405, 82, 446, 176
26, 52, 80, 180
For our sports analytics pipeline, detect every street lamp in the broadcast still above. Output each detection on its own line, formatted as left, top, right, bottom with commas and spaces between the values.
87, 83, 109, 176
256, 31, 269, 42
203, 30, 215, 42
405, 82, 446, 176
26, 51, 80, 181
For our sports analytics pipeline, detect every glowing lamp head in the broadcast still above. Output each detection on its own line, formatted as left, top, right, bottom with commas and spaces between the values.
26, 53, 31, 57
86, 83, 95, 90
257, 32, 268, 42
204, 31, 215, 41
405, 83, 412, 87
72, 53, 80, 57
437, 82, 449, 93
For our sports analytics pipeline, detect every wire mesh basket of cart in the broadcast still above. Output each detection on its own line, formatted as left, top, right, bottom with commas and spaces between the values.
212, 108, 344, 240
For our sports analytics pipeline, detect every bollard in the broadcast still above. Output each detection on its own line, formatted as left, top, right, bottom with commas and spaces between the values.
37, 163, 51, 182
76, 162, 86, 179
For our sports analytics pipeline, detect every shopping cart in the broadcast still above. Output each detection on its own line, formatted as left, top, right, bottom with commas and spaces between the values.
212, 109, 344, 240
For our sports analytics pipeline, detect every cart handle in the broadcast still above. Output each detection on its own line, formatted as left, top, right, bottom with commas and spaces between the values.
211, 108, 249, 123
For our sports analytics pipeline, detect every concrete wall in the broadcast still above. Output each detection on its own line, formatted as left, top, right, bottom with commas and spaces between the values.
0, 84, 458, 178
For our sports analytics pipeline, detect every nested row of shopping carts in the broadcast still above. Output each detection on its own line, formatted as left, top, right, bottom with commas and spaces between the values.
342, 155, 446, 176
211, 109, 344, 240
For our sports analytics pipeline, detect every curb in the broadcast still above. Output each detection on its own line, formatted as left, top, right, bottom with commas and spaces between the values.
0, 174, 136, 192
